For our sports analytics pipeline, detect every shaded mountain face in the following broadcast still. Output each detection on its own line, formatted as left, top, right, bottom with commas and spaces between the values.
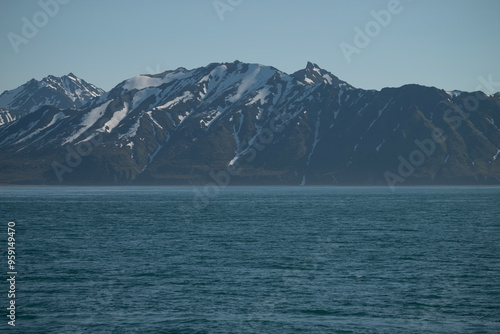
0, 61, 499, 186
0, 73, 104, 124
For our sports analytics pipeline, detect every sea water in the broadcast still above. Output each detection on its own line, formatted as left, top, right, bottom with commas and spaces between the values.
0, 186, 499, 333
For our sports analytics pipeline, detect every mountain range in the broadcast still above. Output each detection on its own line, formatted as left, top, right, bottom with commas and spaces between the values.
0, 73, 104, 124
0, 61, 499, 186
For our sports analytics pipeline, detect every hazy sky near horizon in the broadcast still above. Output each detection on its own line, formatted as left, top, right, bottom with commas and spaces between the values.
1, 0, 499, 94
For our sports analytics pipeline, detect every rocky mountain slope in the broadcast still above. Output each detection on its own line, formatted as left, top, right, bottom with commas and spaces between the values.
0, 61, 499, 185
0, 73, 104, 125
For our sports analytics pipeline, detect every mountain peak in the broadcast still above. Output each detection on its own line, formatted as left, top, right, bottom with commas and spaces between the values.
306, 61, 320, 70
1, 61, 500, 185
0, 74, 104, 117
292, 62, 352, 88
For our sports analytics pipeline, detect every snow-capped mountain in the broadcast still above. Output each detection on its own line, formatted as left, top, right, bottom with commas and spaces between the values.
292, 61, 352, 87
0, 73, 104, 123
0, 61, 499, 185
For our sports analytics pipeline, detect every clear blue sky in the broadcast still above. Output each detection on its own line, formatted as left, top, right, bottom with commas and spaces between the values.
1, 0, 499, 94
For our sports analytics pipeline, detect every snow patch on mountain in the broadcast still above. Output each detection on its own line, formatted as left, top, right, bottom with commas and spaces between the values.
0, 119, 41, 146
65, 100, 112, 144
247, 87, 271, 106
146, 111, 163, 130
367, 99, 392, 132
304, 77, 314, 85
256, 107, 264, 120
494, 149, 500, 161
226, 65, 275, 103
204, 65, 228, 94
306, 111, 321, 167
200, 109, 222, 128
157, 91, 194, 110
120, 116, 142, 140
101, 103, 129, 133
323, 74, 333, 85
228, 112, 245, 167
123, 69, 194, 91
131, 87, 160, 109
178, 110, 192, 124
15, 112, 65, 144
446, 90, 463, 98
376, 139, 386, 152
227, 66, 261, 102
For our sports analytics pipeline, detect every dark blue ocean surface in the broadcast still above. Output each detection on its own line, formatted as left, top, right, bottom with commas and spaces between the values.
0, 187, 499, 333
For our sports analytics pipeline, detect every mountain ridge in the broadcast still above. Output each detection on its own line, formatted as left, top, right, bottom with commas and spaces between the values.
0, 61, 499, 186
0, 73, 105, 126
